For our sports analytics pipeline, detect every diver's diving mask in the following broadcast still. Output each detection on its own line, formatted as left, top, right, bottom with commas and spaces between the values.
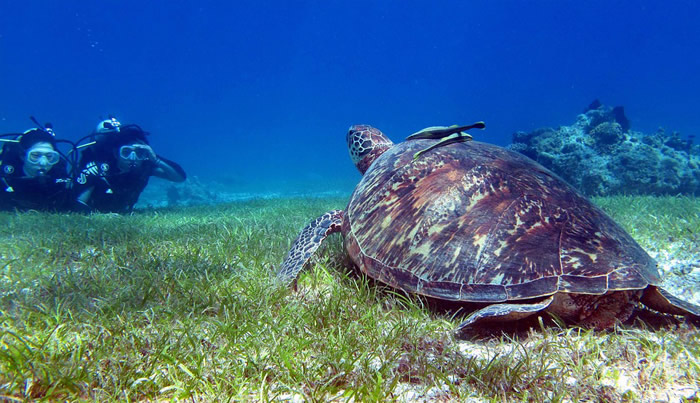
119, 145, 151, 161
26, 149, 60, 166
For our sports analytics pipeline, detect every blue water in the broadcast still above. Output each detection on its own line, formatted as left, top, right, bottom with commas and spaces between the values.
2, 1, 699, 195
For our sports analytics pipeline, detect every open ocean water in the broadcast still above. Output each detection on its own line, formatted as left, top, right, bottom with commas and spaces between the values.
1, 1, 699, 201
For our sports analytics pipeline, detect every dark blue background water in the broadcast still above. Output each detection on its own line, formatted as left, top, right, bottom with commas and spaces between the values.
2, 1, 699, 194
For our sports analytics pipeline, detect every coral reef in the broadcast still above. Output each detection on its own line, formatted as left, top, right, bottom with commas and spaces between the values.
510, 102, 700, 196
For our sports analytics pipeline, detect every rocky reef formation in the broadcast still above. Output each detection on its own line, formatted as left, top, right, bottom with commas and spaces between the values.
510, 101, 700, 196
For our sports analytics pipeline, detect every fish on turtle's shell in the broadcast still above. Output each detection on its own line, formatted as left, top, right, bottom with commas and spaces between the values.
277, 123, 700, 329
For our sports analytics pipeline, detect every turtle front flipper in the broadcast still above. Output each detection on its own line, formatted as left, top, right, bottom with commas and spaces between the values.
277, 210, 345, 287
457, 296, 555, 329
407, 122, 486, 160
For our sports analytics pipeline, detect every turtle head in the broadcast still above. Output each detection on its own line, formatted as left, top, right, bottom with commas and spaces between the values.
347, 125, 394, 175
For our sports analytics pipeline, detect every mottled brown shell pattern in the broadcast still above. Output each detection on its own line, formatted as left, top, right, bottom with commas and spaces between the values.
342, 140, 659, 303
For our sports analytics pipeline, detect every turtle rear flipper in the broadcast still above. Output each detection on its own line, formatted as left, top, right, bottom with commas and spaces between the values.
457, 296, 555, 329
642, 286, 700, 324
277, 210, 344, 287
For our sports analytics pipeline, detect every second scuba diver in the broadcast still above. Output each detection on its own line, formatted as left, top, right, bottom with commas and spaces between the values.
75, 118, 186, 213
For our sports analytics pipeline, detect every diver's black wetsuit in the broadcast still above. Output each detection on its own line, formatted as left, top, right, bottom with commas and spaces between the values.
75, 125, 185, 213
76, 155, 183, 213
0, 142, 72, 211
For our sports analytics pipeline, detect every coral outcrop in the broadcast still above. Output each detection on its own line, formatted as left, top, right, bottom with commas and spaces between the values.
510, 102, 700, 196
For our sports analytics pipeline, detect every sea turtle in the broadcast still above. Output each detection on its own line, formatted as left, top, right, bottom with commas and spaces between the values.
277, 123, 700, 329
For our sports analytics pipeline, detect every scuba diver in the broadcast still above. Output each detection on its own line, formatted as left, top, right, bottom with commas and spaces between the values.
74, 117, 186, 213
0, 120, 74, 211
